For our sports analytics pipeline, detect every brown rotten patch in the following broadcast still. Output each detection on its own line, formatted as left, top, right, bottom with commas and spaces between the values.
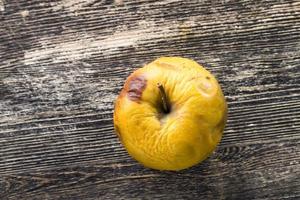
125, 74, 147, 102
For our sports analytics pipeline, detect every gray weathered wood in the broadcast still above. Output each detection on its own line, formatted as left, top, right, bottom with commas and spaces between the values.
0, 0, 299, 199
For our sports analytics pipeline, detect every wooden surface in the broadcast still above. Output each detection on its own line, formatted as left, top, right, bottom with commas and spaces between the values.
0, 0, 300, 199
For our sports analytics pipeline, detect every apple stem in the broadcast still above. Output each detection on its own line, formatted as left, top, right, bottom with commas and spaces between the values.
157, 83, 170, 113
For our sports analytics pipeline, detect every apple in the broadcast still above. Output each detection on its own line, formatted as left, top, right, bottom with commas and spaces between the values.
114, 57, 227, 171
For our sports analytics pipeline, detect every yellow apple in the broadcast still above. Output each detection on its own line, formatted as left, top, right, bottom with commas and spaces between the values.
114, 57, 227, 171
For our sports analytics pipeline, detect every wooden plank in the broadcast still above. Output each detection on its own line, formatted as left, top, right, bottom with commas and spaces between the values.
0, 139, 299, 199
0, 0, 299, 199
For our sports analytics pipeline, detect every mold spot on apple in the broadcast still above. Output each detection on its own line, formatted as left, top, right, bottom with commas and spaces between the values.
126, 75, 147, 102
197, 79, 215, 97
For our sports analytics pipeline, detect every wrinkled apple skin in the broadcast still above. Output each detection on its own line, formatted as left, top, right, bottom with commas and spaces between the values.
114, 57, 227, 171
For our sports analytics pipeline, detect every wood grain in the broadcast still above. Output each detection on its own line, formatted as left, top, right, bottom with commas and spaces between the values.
0, 0, 300, 199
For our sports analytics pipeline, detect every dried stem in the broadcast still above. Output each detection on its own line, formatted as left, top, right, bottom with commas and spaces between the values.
157, 83, 170, 113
